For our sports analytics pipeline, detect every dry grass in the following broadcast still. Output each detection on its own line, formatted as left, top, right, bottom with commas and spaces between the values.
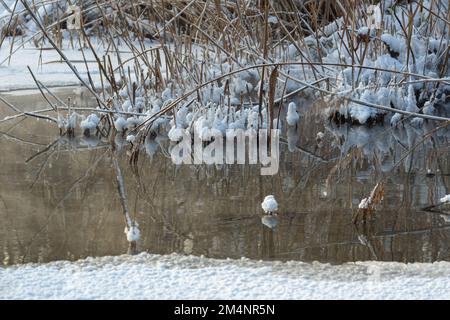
1, 0, 449, 166
352, 181, 385, 224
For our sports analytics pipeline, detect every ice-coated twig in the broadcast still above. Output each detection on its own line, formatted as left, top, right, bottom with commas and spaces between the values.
111, 147, 139, 254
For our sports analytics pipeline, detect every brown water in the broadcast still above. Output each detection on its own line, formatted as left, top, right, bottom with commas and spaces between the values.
0, 88, 449, 265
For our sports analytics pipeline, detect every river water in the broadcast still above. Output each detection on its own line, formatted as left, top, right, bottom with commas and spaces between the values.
0, 87, 449, 265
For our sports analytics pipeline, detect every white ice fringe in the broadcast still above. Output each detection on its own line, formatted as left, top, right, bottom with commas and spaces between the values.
286, 102, 299, 126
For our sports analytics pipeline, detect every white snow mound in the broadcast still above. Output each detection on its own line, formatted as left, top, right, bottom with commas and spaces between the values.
2, 253, 450, 299
261, 195, 278, 213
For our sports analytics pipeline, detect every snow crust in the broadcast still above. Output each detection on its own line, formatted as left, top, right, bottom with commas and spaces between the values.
1, 253, 450, 300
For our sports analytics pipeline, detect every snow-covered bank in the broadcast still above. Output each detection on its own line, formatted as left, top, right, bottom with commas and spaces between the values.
0, 40, 93, 91
0, 38, 152, 92
1, 253, 450, 299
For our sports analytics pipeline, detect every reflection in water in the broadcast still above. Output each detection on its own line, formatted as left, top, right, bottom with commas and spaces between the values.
354, 223, 378, 260
261, 215, 280, 229
261, 226, 275, 260
0, 89, 449, 265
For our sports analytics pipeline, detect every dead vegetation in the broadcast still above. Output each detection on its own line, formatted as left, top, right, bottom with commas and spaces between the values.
0, 0, 449, 233
1, 0, 448, 135
352, 181, 385, 224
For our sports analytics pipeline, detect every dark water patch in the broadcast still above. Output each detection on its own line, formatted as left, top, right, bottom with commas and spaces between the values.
0, 89, 449, 265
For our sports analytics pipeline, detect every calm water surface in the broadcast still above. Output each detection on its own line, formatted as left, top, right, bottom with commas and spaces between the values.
0, 88, 449, 265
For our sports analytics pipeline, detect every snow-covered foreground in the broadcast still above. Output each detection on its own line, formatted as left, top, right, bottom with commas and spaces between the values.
1, 253, 450, 300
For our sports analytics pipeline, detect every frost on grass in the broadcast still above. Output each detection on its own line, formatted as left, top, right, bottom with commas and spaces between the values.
1, 0, 448, 139
114, 116, 127, 133
80, 113, 100, 136
126, 134, 136, 143
261, 215, 279, 229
